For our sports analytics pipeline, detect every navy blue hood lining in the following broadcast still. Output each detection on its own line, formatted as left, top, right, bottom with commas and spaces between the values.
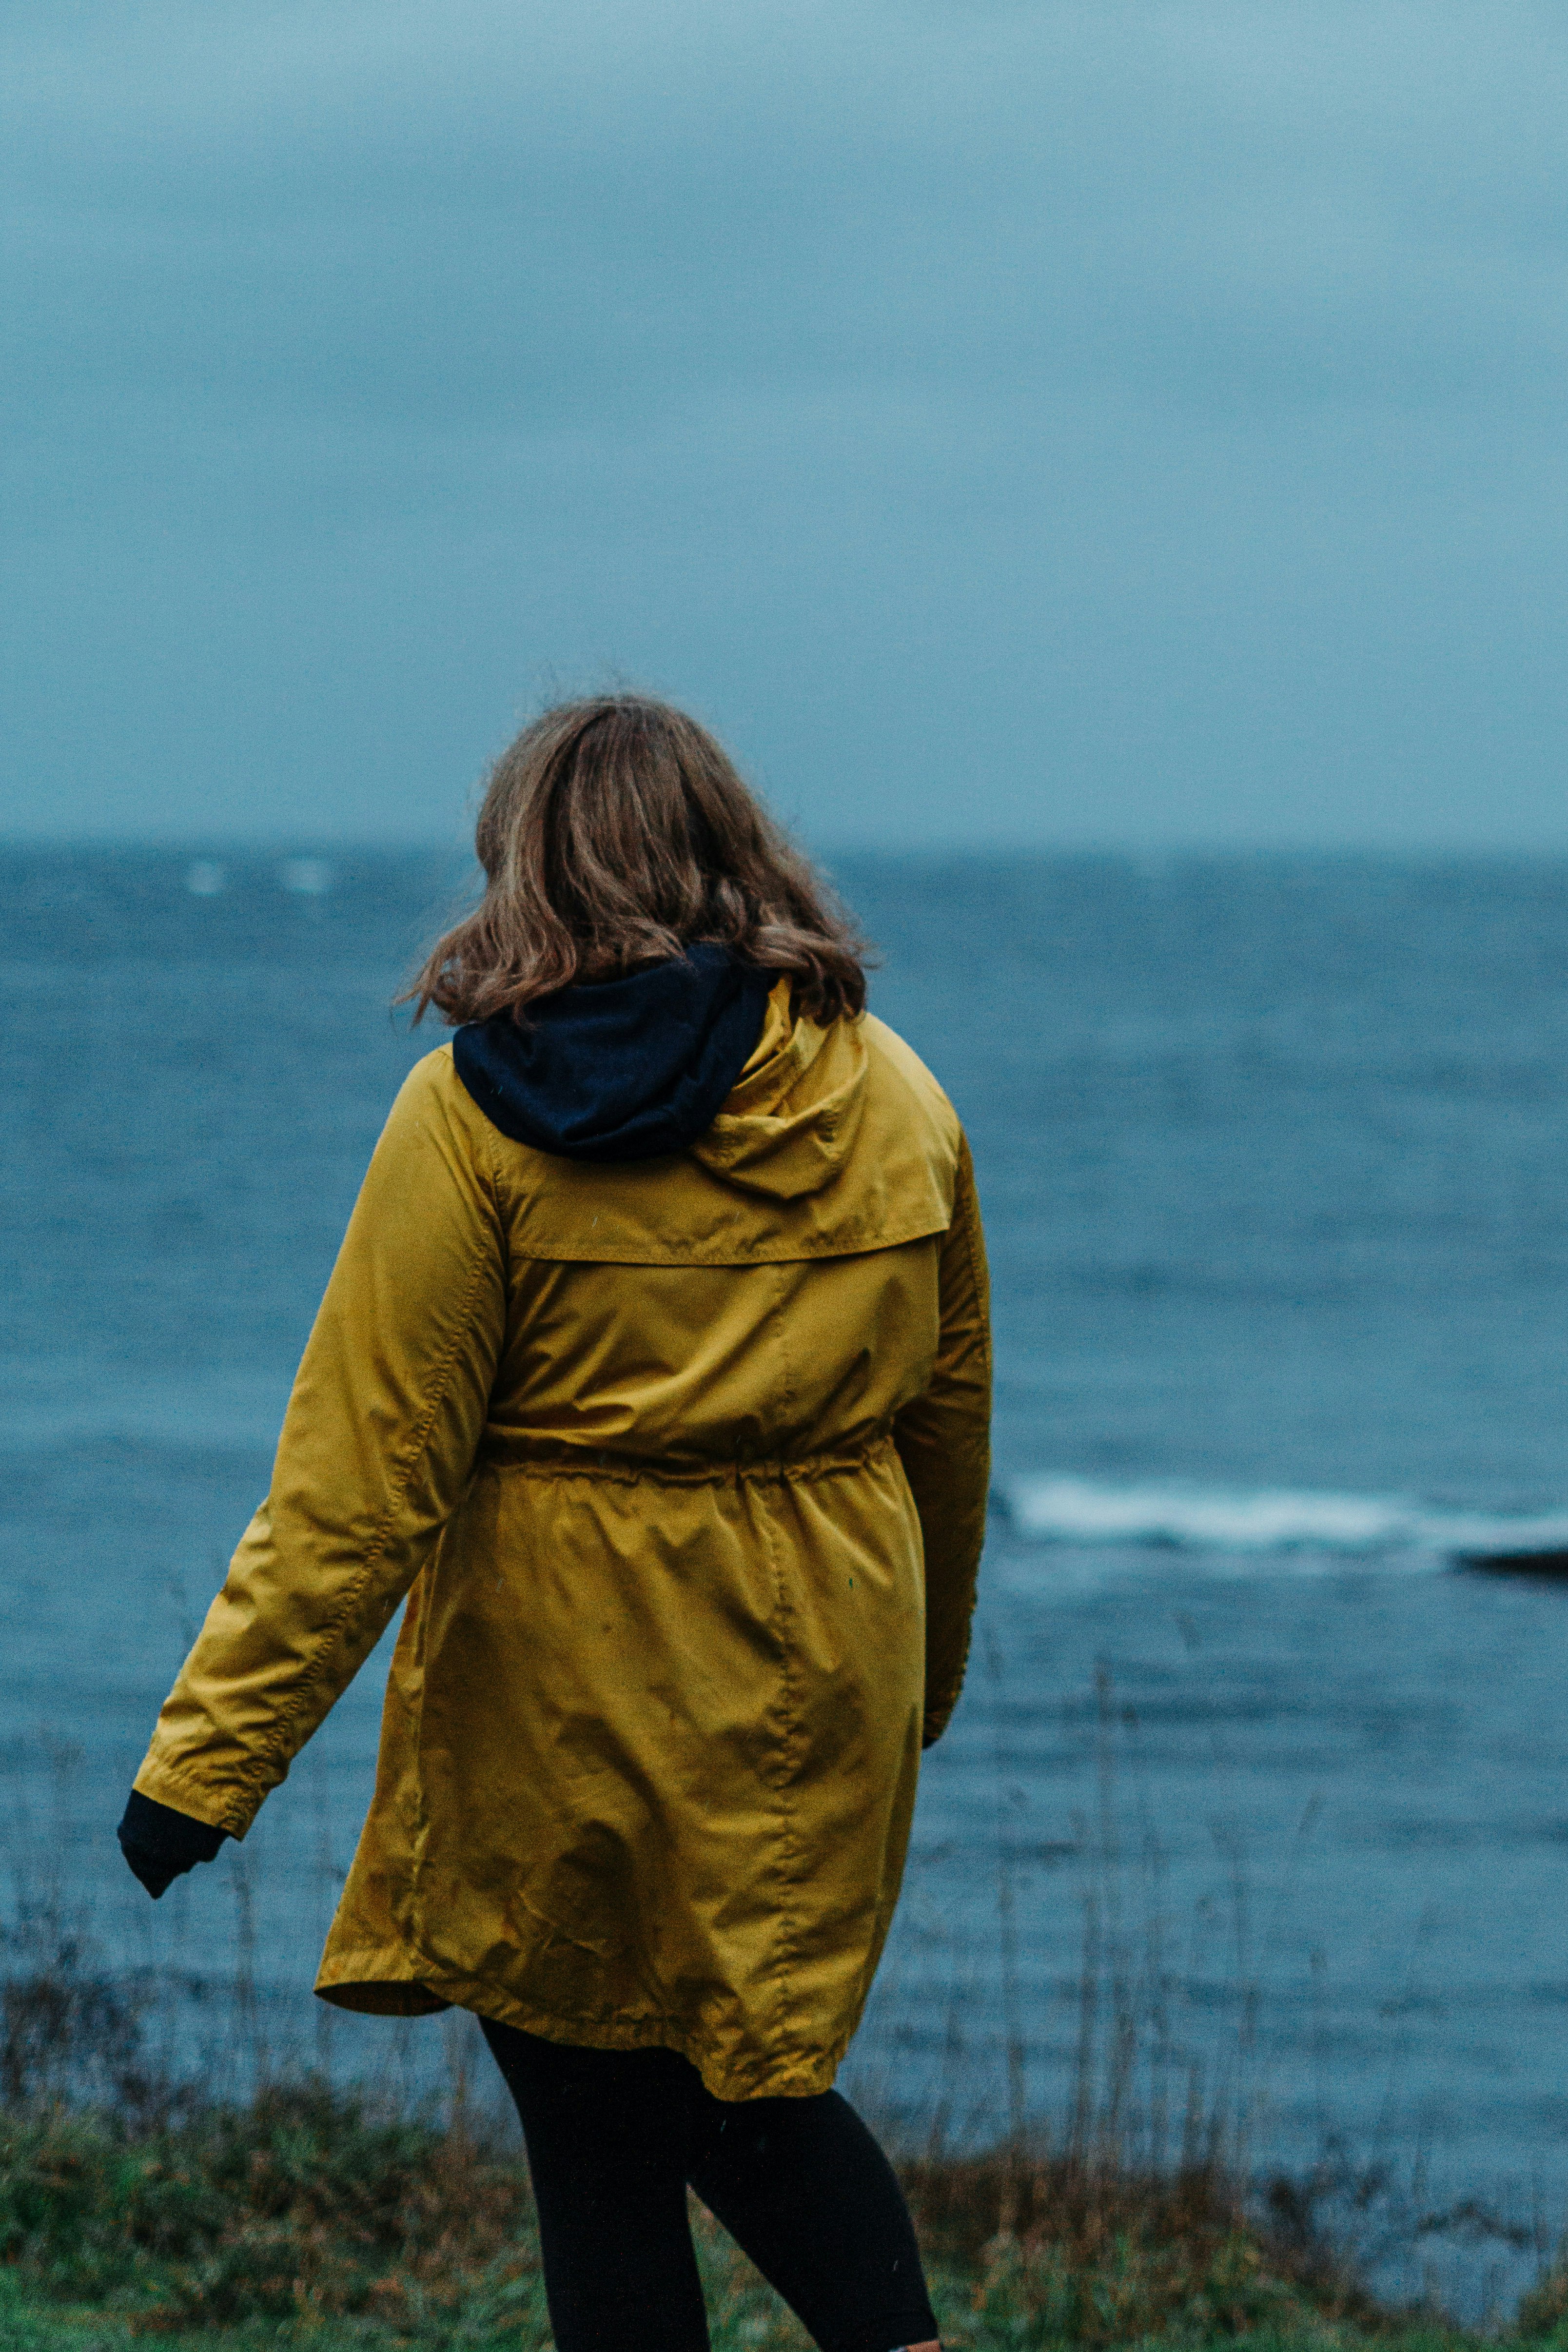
451, 943, 774, 1163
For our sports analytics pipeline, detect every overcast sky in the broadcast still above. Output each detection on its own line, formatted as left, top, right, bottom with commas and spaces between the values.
5, 1, 1567, 848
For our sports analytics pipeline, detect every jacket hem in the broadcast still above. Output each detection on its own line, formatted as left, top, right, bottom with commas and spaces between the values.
314, 1959, 852, 2101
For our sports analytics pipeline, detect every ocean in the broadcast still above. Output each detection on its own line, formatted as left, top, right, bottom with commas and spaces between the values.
5, 845, 1568, 2304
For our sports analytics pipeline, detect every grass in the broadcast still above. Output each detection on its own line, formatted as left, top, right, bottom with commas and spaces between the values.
0, 2283, 1499, 2352
0, 2083, 1541, 2352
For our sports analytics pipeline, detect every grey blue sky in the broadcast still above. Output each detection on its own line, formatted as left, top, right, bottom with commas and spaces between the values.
5, 2, 1567, 847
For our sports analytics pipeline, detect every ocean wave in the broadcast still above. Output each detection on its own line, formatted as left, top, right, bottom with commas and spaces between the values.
993, 1475, 1568, 1564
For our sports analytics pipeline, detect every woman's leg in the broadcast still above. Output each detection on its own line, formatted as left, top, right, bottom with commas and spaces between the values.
687, 2084, 941, 2352
481, 2020, 710, 2352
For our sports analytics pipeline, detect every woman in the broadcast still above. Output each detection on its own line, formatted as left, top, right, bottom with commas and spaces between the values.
118, 696, 991, 2352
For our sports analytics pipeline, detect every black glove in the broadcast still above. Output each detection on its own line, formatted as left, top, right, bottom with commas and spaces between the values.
118, 1789, 229, 1899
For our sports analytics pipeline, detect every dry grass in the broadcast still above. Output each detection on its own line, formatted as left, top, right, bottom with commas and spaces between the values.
0, 2087, 1400, 2347
905, 2148, 1385, 2346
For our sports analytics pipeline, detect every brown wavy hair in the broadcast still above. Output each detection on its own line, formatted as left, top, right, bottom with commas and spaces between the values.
404, 697, 869, 1026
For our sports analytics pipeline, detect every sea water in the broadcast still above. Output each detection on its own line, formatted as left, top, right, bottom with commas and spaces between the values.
5, 847, 1568, 2302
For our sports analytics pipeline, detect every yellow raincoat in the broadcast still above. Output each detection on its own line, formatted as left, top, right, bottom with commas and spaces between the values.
135, 981, 990, 2099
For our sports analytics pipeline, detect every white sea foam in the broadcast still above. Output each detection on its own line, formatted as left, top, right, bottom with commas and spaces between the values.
995, 1474, 1568, 1564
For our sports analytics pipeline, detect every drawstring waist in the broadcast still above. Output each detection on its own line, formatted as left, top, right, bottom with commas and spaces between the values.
473, 1429, 899, 1488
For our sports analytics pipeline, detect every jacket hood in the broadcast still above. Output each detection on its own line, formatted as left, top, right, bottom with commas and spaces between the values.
690, 979, 868, 1201
452, 943, 773, 1164
451, 945, 869, 1200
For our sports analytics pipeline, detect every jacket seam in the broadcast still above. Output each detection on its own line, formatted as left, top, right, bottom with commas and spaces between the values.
763, 1261, 810, 2061
473, 1091, 509, 1280
955, 1144, 993, 1386
495, 1216, 951, 1266
921, 1138, 990, 1744
236, 1230, 495, 1810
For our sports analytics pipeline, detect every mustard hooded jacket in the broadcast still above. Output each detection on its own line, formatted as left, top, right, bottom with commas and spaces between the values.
134, 978, 991, 2100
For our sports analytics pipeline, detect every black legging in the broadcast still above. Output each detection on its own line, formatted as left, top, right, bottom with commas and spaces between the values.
481, 2020, 940, 2352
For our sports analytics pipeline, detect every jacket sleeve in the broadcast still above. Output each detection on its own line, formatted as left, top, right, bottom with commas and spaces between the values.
134, 1051, 507, 1838
893, 1132, 992, 1747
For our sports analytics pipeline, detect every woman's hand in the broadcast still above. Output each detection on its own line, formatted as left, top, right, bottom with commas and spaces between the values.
117, 1789, 228, 1899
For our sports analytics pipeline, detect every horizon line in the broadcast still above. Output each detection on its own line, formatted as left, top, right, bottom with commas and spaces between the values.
4, 832, 1568, 861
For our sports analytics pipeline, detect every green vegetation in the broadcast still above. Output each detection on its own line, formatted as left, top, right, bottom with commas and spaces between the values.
0, 2084, 1535, 2351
